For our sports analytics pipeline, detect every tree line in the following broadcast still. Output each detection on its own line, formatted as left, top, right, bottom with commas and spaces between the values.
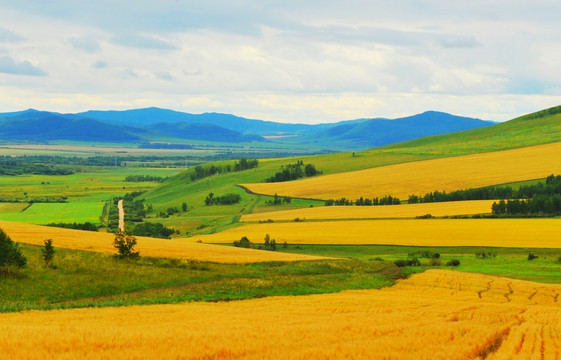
0, 156, 74, 176
265, 161, 320, 183
325, 195, 401, 206
408, 175, 561, 204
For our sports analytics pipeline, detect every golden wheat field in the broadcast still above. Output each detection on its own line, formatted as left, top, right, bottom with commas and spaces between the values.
1, 270, 560, 359
243, 141, 561, 200
193, 218, 561, 248
0, 220, 325, 263
242, 200, 495, 222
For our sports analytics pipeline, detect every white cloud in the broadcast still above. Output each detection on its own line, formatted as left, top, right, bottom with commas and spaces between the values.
68, 36, 101, 53
0, 1, 560, 123
0, 56, 46, 76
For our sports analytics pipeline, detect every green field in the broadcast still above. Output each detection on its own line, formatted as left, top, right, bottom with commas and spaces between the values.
2, 242, 561, 313
275, 244, 561, 283
0, 244, 399, 313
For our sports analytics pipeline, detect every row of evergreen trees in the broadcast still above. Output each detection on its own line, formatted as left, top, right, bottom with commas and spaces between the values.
409, 174, 561, 204
325, 195, 401, 206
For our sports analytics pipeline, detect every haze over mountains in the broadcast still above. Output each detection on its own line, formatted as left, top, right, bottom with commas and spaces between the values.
0, 107, 494, 150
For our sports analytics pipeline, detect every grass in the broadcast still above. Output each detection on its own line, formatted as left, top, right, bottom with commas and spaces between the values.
0, 167, 183, 225
274, 244, 561, 283
0, 244, 400, 312
0, 200, 106, 224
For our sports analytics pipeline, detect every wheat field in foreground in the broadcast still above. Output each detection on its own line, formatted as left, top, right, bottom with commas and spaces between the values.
193, 218, 561, 248
242, 200, 495, 222
0, 220, 325, 263
242, 141, 561, 200
1, 270, 560, 359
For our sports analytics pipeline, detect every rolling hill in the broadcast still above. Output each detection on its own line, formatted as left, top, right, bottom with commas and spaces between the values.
138, 104, 561, 235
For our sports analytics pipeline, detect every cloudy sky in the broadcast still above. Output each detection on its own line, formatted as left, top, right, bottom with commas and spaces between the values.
1, 1, 560, 124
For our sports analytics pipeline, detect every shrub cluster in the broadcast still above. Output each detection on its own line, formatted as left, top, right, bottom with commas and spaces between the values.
205, 192, 241, 206
125, 175, 169, 183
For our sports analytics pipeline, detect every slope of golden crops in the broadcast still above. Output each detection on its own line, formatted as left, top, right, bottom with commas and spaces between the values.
243, 141, 561, 200
193, 218, 561, 248
2, 270, 560, 359
242, 200, 495, 222
0, 220, 325, 263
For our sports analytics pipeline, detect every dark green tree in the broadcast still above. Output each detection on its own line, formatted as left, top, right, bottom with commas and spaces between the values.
0, 228, 26, 268
113, 232, 140, 260
42, 239, 55, 268
182, 202, 188, 212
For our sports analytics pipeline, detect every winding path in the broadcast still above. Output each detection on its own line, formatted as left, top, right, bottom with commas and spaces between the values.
117, 199, 125, 233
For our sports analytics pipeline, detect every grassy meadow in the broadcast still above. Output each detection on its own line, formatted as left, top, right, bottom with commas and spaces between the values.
0, 243, 399, 313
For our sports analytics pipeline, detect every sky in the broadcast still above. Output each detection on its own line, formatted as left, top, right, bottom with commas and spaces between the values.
1, 1, 561, 124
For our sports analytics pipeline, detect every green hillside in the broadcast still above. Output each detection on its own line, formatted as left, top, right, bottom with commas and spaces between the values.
380, 105, 561, 156
141, 105, 561, 235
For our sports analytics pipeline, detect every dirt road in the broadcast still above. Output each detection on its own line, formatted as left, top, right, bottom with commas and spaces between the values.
117, 199, 125, 232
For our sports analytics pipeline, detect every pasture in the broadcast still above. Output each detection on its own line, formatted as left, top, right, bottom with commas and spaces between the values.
2, 270, 560, 359
242, 141, 561, 200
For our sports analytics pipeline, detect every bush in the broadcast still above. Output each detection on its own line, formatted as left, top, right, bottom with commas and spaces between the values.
394, 259, 408, 267
476, 251, 497, 259
233, 236, 252, 248
429, 258, 441, 266
0, 228, 26, 268
446, 259, 461, 267
394, 258, 420, 267
528, 253, 538, 261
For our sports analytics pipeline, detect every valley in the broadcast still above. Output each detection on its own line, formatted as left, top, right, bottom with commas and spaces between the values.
1, 105, 561, 358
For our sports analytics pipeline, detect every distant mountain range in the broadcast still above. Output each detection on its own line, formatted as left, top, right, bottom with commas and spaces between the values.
0, 107, 495, 150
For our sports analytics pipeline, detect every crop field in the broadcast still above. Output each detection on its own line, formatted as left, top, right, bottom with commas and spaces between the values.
241, 200, 495, 222
242, 141, 561, 200
0, 220, 325, 263
194, 218, 561, 248
1, 270, 560, 359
